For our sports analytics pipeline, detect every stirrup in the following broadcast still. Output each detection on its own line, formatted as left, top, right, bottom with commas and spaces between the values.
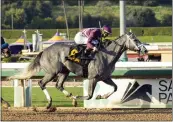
81, 55, 95, 60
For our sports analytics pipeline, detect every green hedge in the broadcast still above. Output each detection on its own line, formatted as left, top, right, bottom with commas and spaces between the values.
1, 29, 78, 40
1, 27, 171, 40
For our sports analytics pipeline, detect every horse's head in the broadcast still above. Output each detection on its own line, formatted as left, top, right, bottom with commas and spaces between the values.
125, 32, 148, 55
1, 48, 11, 58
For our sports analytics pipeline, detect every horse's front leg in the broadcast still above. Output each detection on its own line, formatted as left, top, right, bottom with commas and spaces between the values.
74, 78, 97, 100
96, 77, 117, 99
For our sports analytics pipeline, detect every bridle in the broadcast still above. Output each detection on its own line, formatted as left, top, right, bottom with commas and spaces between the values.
126, 33, 138, 49
103, 32, 142, 51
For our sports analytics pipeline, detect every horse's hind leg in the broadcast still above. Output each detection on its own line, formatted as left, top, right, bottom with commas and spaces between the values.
38, 73, 55, 109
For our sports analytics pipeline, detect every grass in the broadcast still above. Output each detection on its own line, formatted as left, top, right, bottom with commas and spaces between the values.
138, 36, 172, 43
6, 36, 172, 44
1, 87, 83, 107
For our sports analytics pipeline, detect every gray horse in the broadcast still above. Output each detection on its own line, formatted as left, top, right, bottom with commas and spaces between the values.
9, 32, 147, 109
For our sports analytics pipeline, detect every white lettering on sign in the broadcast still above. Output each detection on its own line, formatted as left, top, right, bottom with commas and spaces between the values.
159, 80, 172, 104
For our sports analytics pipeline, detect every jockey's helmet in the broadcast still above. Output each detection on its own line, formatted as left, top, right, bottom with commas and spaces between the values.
102, 25, 112, 37
102, 25, 112, 34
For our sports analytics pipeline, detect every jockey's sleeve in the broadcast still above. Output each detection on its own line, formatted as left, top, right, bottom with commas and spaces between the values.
87, 29, 101, 49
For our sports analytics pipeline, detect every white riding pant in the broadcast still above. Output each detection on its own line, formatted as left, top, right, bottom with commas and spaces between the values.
74, 32, 87, 44
74, 32, 99, 45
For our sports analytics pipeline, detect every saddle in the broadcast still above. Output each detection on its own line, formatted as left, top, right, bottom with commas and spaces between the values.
66, 44, 96, 63
65, 44, 96, 78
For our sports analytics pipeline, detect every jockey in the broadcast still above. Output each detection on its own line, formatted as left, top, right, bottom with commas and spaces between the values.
1, 37, 9, 50
74, 25, 112, 58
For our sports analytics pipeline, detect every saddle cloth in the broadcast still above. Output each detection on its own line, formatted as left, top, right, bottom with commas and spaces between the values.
66, 44, 94, 78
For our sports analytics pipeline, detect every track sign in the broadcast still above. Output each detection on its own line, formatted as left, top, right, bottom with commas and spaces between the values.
84, 78, 172, 108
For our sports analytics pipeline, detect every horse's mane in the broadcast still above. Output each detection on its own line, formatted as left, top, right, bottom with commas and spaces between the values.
102, 34, 126, 47
102, 39, 112, 47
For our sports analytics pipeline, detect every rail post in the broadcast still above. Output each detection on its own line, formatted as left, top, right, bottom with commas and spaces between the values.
14, 79, 32, 107
32, 34, 37, 52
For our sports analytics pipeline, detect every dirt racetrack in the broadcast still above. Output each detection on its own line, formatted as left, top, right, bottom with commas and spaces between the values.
1, 107, 172, 121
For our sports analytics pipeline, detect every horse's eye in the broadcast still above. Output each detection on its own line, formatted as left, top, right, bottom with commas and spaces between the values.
135, 39, 139, 42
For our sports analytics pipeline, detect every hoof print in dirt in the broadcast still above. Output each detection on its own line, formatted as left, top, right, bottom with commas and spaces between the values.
32, 107, 38, 112
47, 106, 57, 112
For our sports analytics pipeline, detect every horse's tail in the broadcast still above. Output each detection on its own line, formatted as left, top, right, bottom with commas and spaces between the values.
8, 51, 43, 80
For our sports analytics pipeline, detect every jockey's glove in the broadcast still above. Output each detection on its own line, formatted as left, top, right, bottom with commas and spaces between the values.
93, 47, 98, 52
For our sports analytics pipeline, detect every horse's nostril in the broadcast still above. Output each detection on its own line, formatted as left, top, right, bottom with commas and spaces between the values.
145, 50, 148, 53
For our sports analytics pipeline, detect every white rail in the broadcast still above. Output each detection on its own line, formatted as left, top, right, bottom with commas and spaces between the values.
115, 62, 172, 68
2, 62, 172, 69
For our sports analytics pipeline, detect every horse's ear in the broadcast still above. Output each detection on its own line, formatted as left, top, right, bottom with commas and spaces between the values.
125, 31, 129, 35
126, 31, 131, 35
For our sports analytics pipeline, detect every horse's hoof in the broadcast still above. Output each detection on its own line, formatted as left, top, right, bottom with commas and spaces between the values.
2, 103, 8, 109
102, 93, 109, 99
96, 95, 102, 99
72, 99, 77, 107
46, 102, 52, 109
7, 103, 11, 107
66, 93, 72, 97
70, 95, 77, 100
46, 106, 50, 109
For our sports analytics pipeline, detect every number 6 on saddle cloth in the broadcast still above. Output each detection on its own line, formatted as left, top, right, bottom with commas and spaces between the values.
66, 44, 86, 63
66, 43, 98, 64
